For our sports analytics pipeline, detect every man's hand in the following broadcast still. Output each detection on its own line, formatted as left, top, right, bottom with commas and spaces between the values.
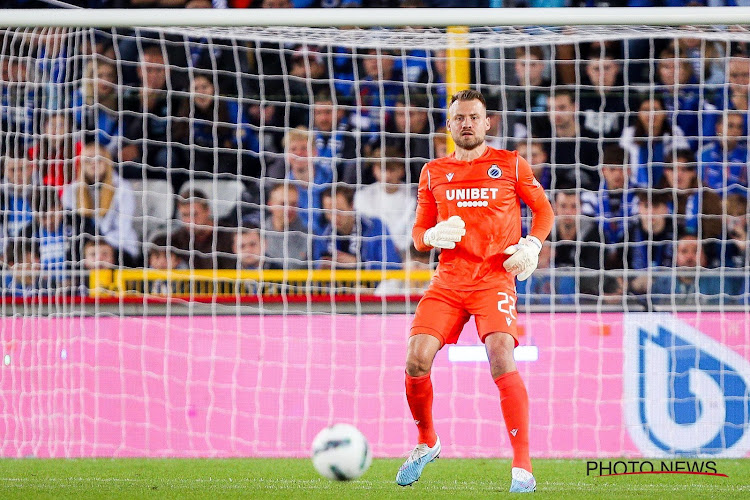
503, 236, 542, 281
423, 215, 466, 249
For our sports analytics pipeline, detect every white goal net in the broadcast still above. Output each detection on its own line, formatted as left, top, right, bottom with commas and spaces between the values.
1, 13, 750, 459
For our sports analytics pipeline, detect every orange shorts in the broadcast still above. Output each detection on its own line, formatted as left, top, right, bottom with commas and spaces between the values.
411, 284, 518, 348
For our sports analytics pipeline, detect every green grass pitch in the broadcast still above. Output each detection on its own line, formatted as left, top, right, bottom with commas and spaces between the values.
1, 458, 748, 499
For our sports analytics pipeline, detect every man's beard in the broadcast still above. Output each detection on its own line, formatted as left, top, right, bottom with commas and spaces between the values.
453, 133, 484, 150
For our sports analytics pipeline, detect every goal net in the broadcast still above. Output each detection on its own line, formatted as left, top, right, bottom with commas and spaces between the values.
1, 13, 750, 459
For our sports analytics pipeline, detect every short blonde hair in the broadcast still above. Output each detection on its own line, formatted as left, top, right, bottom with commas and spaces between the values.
283, 126, 312, 151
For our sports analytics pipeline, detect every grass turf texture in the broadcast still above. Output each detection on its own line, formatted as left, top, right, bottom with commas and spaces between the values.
1, 458, 748, 499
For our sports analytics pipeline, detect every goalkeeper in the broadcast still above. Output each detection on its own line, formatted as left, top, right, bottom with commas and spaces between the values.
396, 90, 554, 493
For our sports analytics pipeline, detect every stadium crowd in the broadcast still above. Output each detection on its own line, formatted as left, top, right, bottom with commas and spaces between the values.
1, 5, 750, 304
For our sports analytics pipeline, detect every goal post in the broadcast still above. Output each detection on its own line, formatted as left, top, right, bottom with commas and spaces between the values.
1, 9, 750, 460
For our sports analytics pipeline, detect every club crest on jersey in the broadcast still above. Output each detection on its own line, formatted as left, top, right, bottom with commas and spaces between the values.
487, 164, 502, 179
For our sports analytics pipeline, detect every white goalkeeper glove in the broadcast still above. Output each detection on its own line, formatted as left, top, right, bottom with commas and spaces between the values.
503, 235, 542, 281
423, 215, 466, 250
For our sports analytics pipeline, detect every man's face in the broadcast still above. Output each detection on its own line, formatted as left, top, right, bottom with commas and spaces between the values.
39, 207, 64, 232
517, 142, 547, 166
138, 51, 167, 90
178, 202, 213, 231
363, 51, 394, 79
447, 99, 490, 151
586, 57, 620, 88
3, 157, 33, 190
313, 101, 334, 131
514, 55, 545, 87
658, 57, 690, 87
549, 94, 576, 129
268, 187, 298, 221
602, 165, 626, 190
729, 57, 750, 91
83, 243, 115, 270
638, 199, 669, 234
149, 250, 179, 270
323, 193, 355, 235
719, 114, 745, 147
395, 104, 429, 134
675, 237, 702, 268
234, 231, 264, 268
554, 193, 580, 223
96, 63, 117, 97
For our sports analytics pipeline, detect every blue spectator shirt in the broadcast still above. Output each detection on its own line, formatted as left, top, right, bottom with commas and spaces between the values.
288, 164, 333, 235
313, 215, 402, 270
73, 88, 124, 153
699, 141, 749, 197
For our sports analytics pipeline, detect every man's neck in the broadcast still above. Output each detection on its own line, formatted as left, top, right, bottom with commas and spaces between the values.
454, 142, 488, 162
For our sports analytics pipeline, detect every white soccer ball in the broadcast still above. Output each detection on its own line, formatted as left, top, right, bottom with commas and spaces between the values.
311, 423, 372, 481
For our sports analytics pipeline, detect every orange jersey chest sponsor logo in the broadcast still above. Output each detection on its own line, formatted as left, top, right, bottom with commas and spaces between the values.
431, 161, 516, 209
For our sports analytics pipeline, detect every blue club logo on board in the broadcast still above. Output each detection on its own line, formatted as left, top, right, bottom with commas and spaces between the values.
624, 313, 750, 457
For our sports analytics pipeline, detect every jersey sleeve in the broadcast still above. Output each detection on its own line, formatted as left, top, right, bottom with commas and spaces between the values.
515, 153, 554, 243
412, 163, 438, 252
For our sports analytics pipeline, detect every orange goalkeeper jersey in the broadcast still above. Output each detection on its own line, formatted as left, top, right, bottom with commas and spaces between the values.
412, 146, 554, 291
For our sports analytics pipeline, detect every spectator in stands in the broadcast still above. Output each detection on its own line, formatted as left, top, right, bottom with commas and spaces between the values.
508, 46, 551, 141
0, 42, 35, 135
676, 34, 725, 88
2, 238, 43, 298
658, 148, 723, 240
248, 96, 286, 162
432, 127, 447, 160
170, 187, 235, 269
484, 93, 507, 150
722, 194, 749, 269
353, 149, 417, 256
628, 190, 675, 294
121, 45, 181, 184
277, 127, 333, 235
548, 189, 592, 268
619, 95, 689, 188
385, 93, 432, 184
534, 89, 600, 190
313, 184, 401, 270
699, 111, 749, 198
651, 233, 741, 305
145, 232, 186, 295
32, 112, 81, 189
374, 243, 433, 297
515, 139, 550, 190
62, 143, 140, 260
263, 183, 310, 270
579, 46, 630, 142
0, 144, 37, 249
289, 44, 331, 103
147, 232, 186, 271
656, 45, 717, 149
233, 223, 280, 270
714, 54, 750, 124
82, 237, 117, 272
418, 49, 447, 118
516, 241, 576, 306
580, 145, 638, 253
349, 48, 403, 144
23, 188, 95, 274
172, 73, 260, 190
311, 89, 356, 184
73, 58, 124, 158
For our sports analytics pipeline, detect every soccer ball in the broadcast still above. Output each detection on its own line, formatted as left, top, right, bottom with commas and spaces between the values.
311, 423, 372, 481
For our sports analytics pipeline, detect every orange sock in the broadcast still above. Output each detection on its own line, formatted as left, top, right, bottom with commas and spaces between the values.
495, 370, 532, 472
405, 372, 437, 447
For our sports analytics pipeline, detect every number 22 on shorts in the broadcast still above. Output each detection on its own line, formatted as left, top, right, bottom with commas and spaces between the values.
497, 291, 517, 325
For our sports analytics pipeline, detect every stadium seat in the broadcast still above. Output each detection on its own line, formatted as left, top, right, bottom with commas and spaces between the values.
129, 179, 175, 242
189, 178, 248, 221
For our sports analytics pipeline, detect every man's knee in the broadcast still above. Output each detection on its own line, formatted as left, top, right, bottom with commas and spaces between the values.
406, 334, 441, 377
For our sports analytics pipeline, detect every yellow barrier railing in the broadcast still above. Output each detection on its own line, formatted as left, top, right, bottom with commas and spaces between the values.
88, 269, 434, 298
